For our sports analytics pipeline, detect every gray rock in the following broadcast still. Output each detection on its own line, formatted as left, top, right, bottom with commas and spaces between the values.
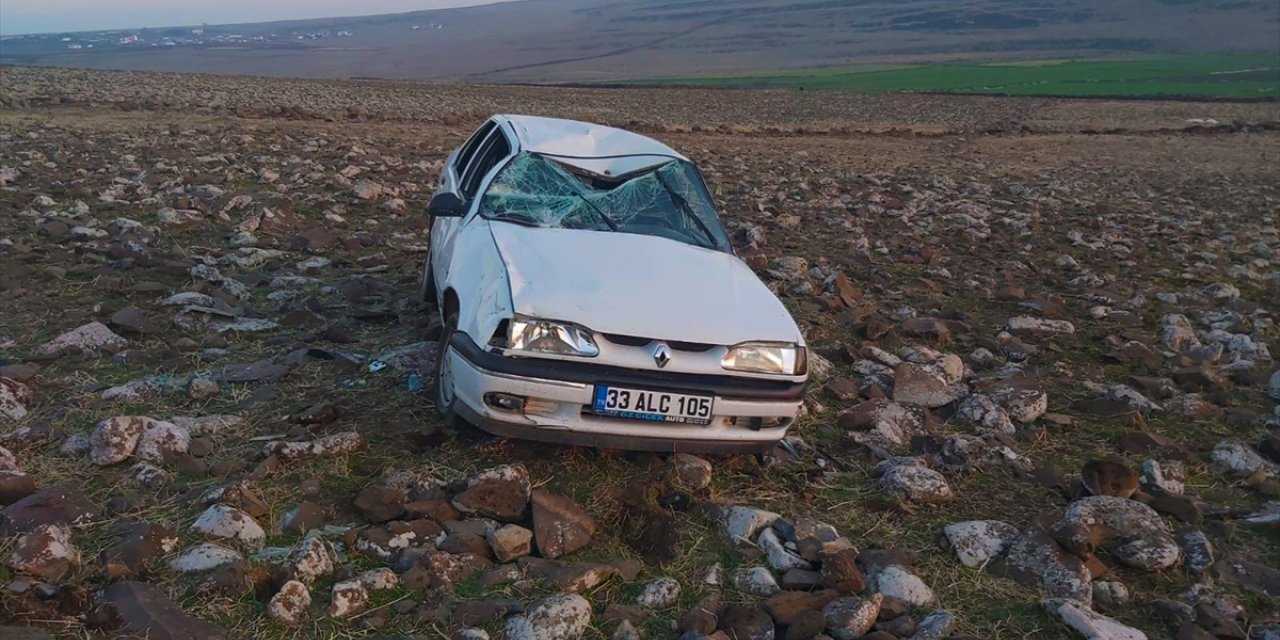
910, 610, 956, 640
874, 565, 936, 607
733, 566, 781, 597
1007, 529, 1092, 605
671, 453, 713, 490
723, 505, 780, 543
167, 543, 243, 573
878, 465, 952, 503
0, 377, 31, 423
35, 321, 127, 357
89, 416, 154, 465
944, 520, 1018, 568
190, 504, 266, 548
636, 577, 681, 609
1176, 529, 1214, 574
1212, 440, 1275, 479
1093, 581, 1130, 609
822, 594, 882, 640
487, 524, 534, 563
506, 593, 592, 640
1052, 496, 1179, 571
1140, 459, 1185, 496
759, 527, 812, 572
892, 363, 957, 407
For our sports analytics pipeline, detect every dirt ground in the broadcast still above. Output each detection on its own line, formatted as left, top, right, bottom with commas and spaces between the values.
0, 68, 1277, 640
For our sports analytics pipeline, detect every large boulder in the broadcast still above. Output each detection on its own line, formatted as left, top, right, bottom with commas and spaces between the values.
1051, 496, 1180, 571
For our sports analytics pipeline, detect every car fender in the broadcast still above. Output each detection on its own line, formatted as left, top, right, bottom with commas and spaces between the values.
442, 218, 512, 345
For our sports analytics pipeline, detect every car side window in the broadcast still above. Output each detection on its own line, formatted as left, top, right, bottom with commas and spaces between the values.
454, 121, 496, 175
460, 128, 512, 200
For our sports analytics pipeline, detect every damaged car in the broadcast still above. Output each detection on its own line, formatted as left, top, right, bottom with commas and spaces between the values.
421, 115, 807, 452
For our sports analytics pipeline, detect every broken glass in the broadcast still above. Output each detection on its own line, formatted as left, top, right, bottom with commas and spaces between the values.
479, 152, 730, 251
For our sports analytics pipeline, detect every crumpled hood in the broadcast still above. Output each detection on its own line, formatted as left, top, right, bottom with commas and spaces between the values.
489, 224, 803, 346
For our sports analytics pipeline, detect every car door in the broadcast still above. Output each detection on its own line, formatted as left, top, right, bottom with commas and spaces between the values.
431, 120, 496, 263
433, 122, 515, 286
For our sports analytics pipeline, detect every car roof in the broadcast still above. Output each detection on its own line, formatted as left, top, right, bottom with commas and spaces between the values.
497, 114, 688, 163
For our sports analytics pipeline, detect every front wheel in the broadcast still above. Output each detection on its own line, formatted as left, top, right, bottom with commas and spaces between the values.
430, 310, 460, 426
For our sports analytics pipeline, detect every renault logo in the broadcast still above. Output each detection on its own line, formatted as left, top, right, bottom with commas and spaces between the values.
653, 343, 671, 368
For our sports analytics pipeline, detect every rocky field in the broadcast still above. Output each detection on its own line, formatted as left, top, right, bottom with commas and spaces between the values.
0, 66, 1278, 640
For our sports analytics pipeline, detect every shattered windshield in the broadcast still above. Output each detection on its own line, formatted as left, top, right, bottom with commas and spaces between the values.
479, 152, 731, 252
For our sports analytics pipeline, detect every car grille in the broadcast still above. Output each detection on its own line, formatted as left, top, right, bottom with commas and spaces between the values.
601, 333, 716, 352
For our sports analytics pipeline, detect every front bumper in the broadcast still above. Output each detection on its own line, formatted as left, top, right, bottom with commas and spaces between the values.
446, 334, 805, 453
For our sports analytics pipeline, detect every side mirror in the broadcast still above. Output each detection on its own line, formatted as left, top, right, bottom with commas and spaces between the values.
427, 192, 467, 217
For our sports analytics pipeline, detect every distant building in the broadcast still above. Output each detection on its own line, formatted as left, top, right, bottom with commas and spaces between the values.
192, 28, 204, 35
337, 30, 353, 37
119, 34, 139, 44
67, 43, 83, 49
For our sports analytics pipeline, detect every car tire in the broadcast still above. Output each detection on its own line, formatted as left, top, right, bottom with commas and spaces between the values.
431, 309, 460, 426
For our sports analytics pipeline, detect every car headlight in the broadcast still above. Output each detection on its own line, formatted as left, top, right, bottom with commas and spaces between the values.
721, 342, 807, 375
508, 316, 599, 357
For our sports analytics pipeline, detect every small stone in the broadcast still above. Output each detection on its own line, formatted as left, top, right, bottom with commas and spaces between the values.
329, 579, 369, 618
723, 505, 780, 543
734, 566, 781, 597
874, 565, 936, 607
268, 580, 311, 625
1081, 459, 1139, 498
352, 486, 406, 523
1041, 598, 1146, 640
191, 504, 265, 548
823, 594, 883, 640
911, 610, 956, 640
453, 464, 530, 522
279, 502, 326, 534
679, 592, 721, 634
944, 520, 1018, 568
8, 523, 79, 581
892, 364, 957, 408
637, 577, 681, 608
1093, 581, 1130, 609
35, 322, 127, 358
820, 548, 866, 594
719, 605, 776, 640
289, 535, 335, 583
878, 465, 952, 503
505, 593, 592, 640
188, 378, 219, 400
671, 453, 713, 490
531, 490, 596, 559
759, 527, 812, 572
89, 416, 153, 465
168, 543, 243, 573
487, 524, 534, 562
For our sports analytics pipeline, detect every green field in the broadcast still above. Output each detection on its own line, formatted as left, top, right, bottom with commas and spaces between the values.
653, 54, 1280, 99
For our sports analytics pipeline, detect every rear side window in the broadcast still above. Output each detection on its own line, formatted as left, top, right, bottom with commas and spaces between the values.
455, 121, 496, 174
460, 129, 512, 198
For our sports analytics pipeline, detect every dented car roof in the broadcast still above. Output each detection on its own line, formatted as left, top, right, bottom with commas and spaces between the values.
499, 114, 686, 176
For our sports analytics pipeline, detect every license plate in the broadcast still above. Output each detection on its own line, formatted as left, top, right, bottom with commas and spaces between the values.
592, 386, 714, 425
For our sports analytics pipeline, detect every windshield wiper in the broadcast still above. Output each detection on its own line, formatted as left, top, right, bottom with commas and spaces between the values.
654, 170, 717, 250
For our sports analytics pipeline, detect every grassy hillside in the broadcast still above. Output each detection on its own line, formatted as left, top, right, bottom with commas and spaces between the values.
651, 55, 1280, 99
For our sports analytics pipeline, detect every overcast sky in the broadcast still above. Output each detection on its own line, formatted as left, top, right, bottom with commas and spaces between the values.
0, 1, 512, 35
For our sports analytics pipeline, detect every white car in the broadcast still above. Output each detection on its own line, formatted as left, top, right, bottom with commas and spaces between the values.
422, 115, 808, 453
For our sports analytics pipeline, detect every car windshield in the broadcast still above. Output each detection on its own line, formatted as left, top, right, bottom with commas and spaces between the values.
479, 152, 732, 252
